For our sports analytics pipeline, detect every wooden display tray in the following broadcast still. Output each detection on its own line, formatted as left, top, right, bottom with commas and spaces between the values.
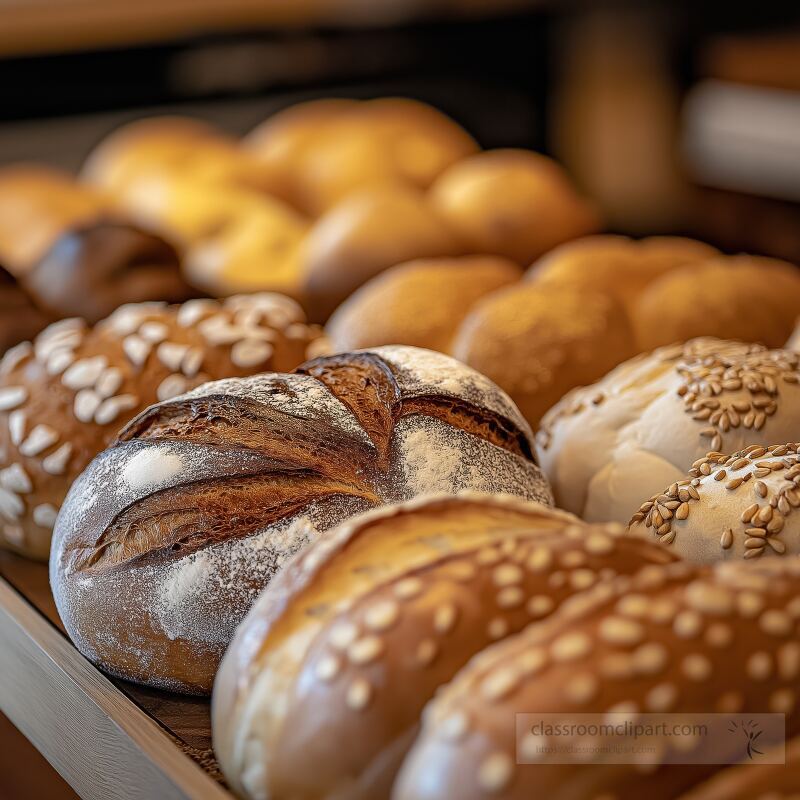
0, 551, 232, 800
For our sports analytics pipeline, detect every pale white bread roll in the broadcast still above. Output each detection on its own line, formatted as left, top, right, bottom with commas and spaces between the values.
212, 493, 676, 800
395, 558, 800, 800
536, 338, 800, 523
51, 346, 552, 694
628, 442, 800, 563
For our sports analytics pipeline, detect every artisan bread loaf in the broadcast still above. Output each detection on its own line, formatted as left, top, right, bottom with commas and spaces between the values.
0, 164, 108, 275
628, 442, 800, 563
453, 281, 636, 426
396, 558, 800, 800
537, 338, 800, 523
1, 294, 322, 559
325, 255, 521, 352
212, 493, 676, 800
23, 220, 198, 324
428, 149, 599, 265
51, 346, 552, 694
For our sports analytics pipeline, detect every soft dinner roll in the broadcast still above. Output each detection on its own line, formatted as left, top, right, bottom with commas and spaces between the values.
212, 494, 676, 800
244, 97, 478, 216
23, 220, 198, 324
0, 164, 108, 274
453, 281, 636, 426
82, 116, 276, 198
0, 294, 322, 560
0, 264, 52, 355
629, 442, 800, 563
528, 234, 719, 315
396, 558, 800, 800
325, 255, 521, 352
632, 256, 800, 351
537, 338, 800, 523
302, 185, 461, 321
428, 149, 599, 265
678, 736, 800, 800
50, 346, 552, 694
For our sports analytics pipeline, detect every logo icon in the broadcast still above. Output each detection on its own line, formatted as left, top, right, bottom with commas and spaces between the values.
728, 719, 764, 760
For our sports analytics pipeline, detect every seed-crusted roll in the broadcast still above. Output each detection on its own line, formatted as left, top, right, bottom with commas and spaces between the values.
537, 338, 800, 523
0, 294, 322, 559
396, 558, 800, 800
0, 264, 52, 355
212, 494, 676, 800
23, 220, 199, 324
629, 443, 800, 563
0, 164, 108, 275
677, 736, 800, 800
51, 346, 552, 694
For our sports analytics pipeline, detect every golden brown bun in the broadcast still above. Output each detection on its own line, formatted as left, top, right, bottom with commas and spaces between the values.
632, 256, 800, 351
212, 494, 676, 800
302, 185, 462, 321
396, 558, 800, 800
244, 97, 478, 216
82, 116, 277, 199
51, 348, 552, 694
326, 255, 521, 352
536, 339, 800, 524
629, 442, 800, 564
429, 149, 599, 265
0, 164, 109, 274
0, 294, 322, 560
452, 281, 636, 426
528, 234, 719, 315
678, 736, 800, 800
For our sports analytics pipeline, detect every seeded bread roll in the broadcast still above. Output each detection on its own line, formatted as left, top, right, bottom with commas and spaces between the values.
0, 164, 109, 275
302, 185, 461, 321
678, 736, 800, 800
632, 256, 800, 352
23, 220, 199, 324
0, 294, 322, 560
326, 255, 521, 352
537, 338, 800, 523
244, 97, 478, 216
452, 281, 636, 426
50, 346, 552, 694
212, 493, 676, 800
0, 264, 52, 355
528, 235, 719, 315
628, 442, 800, 563
395, 558, 800, 800
428, 149, 599, 265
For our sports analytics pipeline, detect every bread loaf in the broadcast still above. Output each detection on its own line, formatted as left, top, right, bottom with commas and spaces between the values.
428, 149, 599, 265
325, 255, 521, 352
1, 294, 322, 559
212, 493, 676, 800
51, 346, 552, 694
537, 338, 800, 523
23, 220, 199, 324
628, 442, 800, 563
395, 558, 800, 800
453, 281, 636, 426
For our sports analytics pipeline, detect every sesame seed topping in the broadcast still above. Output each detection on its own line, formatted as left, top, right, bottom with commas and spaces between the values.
673, 610, 703, 639
527, 595, 554, 618
682, 653, 712, 681
348, 636, 383, 665
551, 632, 592, 662
746, 651, 773, 681
646, 683, 678, 712
759, 609, 793, 637
493, 564, 523, 587
433, 603, 458, 634
32, 503, 58, 529
415, 639, 438, 666
346, 678, 372, 710
478, 753, 513, 794
487, 618, 509, 640
19, 424, 59, 457
599, 616, 644, 646
315, 655, 340, 682
0, 387, 27, 411
364, 600, 400, 632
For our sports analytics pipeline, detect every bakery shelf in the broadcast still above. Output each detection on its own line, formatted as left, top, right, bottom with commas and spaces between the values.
0, 551, 232, 800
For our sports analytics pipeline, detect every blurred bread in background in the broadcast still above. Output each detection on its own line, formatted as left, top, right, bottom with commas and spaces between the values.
429, 149, 600, 264
0, 264, 52, 354
0, 164, 109, 275
326, 255, 521, 352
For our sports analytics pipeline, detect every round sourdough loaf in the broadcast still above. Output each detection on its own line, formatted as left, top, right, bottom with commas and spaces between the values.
628, 442, 800, 563
50, 346, 552, 694
0, 294, 322, 559
212, 493, 676, 800
536, 338, 800, 523
396, 558, 800, 800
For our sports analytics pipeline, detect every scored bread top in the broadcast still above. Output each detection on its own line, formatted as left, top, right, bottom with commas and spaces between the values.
395, 558, 800, 800
211, 494, 676, 800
